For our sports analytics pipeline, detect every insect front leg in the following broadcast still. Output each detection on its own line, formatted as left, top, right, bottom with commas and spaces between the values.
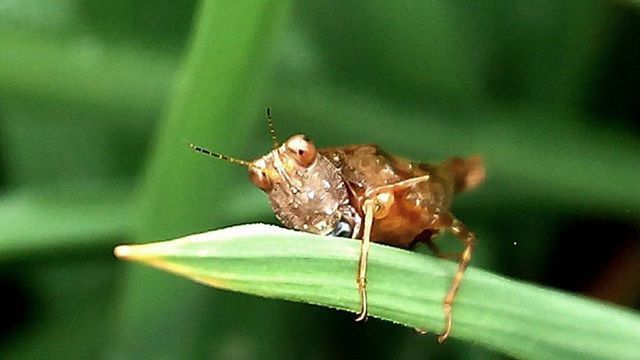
354, 175, 431, 322
354, 198, 375, 321
433, 212, 476, 343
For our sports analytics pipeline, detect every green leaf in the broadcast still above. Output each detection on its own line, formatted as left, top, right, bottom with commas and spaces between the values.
109, 0, 293, 358
115, 224, 640, 360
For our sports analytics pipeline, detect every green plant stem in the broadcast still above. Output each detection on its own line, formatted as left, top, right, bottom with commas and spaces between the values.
116, 224, 640, 360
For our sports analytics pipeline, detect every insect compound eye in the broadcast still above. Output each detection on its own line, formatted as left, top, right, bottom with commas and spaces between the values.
285, 134, 317, 167
330, 219, 353, 238
248, 167, 272, 192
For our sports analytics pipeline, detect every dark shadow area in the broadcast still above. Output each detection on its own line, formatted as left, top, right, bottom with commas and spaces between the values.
544, 217, 640, 310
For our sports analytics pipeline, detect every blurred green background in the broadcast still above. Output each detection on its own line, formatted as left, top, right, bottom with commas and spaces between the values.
1, 1, 639, 359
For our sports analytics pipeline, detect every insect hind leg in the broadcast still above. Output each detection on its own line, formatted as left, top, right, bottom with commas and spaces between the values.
434, 212, 475, 343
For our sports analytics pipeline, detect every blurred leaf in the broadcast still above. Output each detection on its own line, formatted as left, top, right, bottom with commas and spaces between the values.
77, 0, 196, 47
0, 181, 133, 259
110, 0, 293, 358
0, 29, 176, 114
0, 101, 153, 186
116, 224, 640, 360
479, 1, 611, 107
0, 259, 119, 359
298, 1, 485, 107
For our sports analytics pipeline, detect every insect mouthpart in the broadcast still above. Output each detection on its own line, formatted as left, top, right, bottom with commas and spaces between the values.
248, 164, 273, 192
330, 218, 354, 238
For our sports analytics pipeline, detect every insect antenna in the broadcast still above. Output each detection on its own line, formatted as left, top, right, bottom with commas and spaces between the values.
266, 106, 279, 148
186, 141, 252, 167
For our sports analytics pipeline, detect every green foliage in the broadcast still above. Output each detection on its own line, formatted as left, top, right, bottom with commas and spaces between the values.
116, 224, 640, 360
109, 1, 293, 358
0, 0, 639, 359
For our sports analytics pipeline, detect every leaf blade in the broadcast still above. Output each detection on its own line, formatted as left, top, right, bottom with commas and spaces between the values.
116, 224, 640, 360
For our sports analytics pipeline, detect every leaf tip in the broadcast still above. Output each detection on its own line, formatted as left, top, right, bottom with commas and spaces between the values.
113, 244, 134, 260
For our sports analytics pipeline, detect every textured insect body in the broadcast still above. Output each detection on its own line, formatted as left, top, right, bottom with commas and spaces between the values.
321, 146, 484, 249
248, 138, 354, 236
188, 109, 485, 342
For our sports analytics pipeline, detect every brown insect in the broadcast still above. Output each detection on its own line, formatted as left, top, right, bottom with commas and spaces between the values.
188, 108, 485, 342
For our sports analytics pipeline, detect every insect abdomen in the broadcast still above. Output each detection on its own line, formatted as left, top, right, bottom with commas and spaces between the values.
439, 156, 485, 194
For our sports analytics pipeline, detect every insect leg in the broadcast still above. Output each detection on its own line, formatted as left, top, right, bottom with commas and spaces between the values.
355, 175, 431, 322
365, 175, 430, 198
355, 198, 375, 321
435, 212, 475, 343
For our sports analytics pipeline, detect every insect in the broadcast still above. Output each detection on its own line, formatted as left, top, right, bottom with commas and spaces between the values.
188, 108, 485, 342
